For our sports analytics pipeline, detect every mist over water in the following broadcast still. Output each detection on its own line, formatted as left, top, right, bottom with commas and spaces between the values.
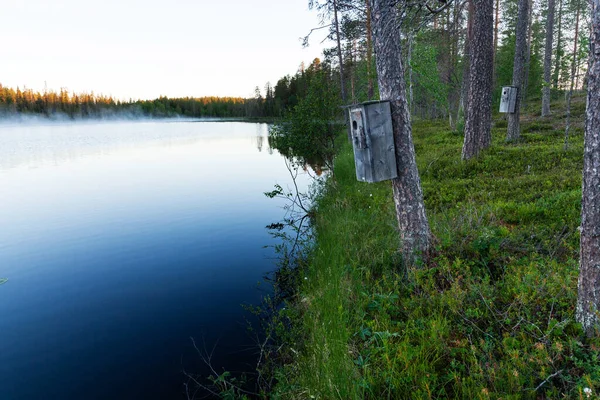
0, 121, 311, 399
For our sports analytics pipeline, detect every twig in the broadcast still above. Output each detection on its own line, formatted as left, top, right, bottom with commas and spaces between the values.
530, 369, 563, 392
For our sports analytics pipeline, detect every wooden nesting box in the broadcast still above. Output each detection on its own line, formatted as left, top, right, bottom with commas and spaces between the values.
499, 86, 518, 113
348, 101, 398, 183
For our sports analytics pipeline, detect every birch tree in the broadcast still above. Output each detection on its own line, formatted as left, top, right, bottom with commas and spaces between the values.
577, 0, 600, 337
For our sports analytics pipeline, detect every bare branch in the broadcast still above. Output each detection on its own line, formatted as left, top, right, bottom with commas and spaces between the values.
301, 24, 333, 47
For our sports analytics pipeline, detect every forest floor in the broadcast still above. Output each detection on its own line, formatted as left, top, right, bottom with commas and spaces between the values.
271, 92, 600, 399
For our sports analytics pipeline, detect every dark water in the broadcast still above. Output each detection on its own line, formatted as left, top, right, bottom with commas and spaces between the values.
0, 121, 310, 399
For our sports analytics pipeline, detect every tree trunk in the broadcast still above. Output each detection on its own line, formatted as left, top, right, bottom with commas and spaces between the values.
521, 0, 534, 109
366, 0, 374, 100
408, 34, 414, 114
553, 0, 564, 89
333, 0, 347, 102
506, 0, 530, 141
448, 1, 461, 129
564, 0, 581, 151
462, 0, 494, 160
461, 0, 474, 118
493, 0, 501, 78
577, 0, 600, 338
370, 0, 431, 264
542, 0, 556, 116
351, 40, 357, 103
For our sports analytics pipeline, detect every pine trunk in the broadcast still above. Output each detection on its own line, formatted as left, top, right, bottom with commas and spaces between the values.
462, 0, 494, 160
506, 0, 530, 141
408, 34, 414, 114
553, 0, 563, 88
577, 0, 600, 338
564, 0, 581, 151
370, 0, 431, 264
493, 0, 501, 79
542, 0, 556, 116
521, 0, 534, 110
461, 0, 474, 116
448, 1, 461, 129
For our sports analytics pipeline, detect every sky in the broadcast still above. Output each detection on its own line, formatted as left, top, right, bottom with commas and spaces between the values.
1, 0, 329, 100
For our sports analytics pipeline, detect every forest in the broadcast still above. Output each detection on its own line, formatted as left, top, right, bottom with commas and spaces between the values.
0, 63, 338, 120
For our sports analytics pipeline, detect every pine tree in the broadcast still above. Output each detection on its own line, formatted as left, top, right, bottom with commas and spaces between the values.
542, 0, 556, 116
370, 0, 431, 264
462, 0, 494, 159
577, 0, 600, 337
506, 0, 530, 141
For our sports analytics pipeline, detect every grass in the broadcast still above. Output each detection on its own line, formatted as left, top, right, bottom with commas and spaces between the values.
270, 92, 600, 399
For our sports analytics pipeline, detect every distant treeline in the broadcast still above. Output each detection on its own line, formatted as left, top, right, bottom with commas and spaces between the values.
0, 71, 321, 121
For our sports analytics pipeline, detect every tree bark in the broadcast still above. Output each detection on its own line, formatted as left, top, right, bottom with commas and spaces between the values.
553, 0, 564, 89
577, 0, 600, 338
408, 34, 414, 114
542, 0, 556, 116
521, 0, 534, 109
351, 40, 357, 103
564, 0, 581, 151
493, 0, 500, 80
448, 1, 461, 129
333, 0, 347, 102
460, 0, 474, 118
366, 0, 375, 100
506, 0, 530, 141
370, 0, 431, 264
462, 0, 494, 160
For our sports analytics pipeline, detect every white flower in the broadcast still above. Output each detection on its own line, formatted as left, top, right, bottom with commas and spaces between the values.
584, 387, 592, 398
369, 193, 373, 197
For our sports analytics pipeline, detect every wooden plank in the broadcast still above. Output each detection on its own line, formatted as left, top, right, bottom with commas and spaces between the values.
365, 101, 397, 182
350, 107, 369, 181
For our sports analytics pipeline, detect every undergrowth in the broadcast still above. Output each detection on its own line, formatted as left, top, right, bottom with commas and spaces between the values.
270, 93, 600, 399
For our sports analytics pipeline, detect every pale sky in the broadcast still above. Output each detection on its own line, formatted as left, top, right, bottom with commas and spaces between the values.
1, 0, 328, 100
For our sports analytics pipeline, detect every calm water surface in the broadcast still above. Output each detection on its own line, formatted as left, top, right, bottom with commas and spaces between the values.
0, 121, 310, 399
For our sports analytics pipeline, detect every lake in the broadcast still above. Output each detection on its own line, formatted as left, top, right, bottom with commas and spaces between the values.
0, 120, 311, 399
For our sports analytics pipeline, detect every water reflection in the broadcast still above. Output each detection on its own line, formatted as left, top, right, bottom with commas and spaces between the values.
0, 121, 311, 400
